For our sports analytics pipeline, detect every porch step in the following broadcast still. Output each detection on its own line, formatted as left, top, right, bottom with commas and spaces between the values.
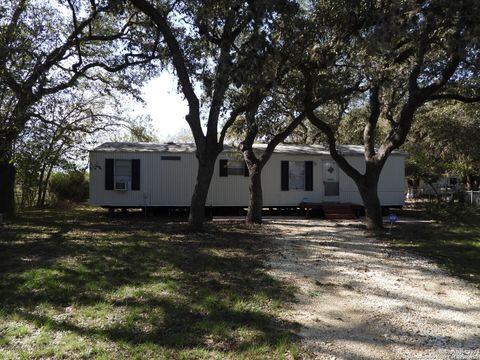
325, 213, 357, 220
299, 202, 361, 220
322, 203, 360, 220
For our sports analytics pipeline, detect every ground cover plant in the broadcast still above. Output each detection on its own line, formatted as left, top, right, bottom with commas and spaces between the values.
393, 203, 480, 285
0, 206, 301, 359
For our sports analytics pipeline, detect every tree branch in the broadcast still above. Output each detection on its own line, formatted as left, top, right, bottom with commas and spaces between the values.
129, 0, 202, 145
426, 93, 480, 103
303, 72, 363, 183
363, 86, 380, 159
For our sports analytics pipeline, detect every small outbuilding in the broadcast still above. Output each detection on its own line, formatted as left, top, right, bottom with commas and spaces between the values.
88, 142, 406, 210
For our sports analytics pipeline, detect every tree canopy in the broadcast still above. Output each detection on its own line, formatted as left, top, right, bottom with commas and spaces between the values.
406, 101, 480, 191
1, 0, 479, 230
303, 0, 480, 228
0, 0, 160, 215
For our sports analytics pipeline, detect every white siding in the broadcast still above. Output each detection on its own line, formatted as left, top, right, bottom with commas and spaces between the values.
89, 152, 198, 207
206, 153, 323, 206
338, 155, 405, 205
261, 154, 322, 206
89, 149, 405, 207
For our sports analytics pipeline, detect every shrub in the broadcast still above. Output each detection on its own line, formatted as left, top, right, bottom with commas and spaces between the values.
49, 170, 89, 203
422, 202, 480, 225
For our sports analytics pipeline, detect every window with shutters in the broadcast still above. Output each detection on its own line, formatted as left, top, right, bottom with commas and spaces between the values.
227, 160, 245, 175
281, 160, 313, 191
115, 160, 132, 190
289, 161, 305, 190
105, 159, 140, 191
219, 159, 248, 177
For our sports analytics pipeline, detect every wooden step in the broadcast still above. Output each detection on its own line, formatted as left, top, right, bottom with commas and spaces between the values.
322, 204, 360, 220
299, 202, 361, 220
323, 207, 355, 213
325, 213, 358, 220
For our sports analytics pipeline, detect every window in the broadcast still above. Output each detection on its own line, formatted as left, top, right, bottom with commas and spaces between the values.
115, 160, 132, 178
227, 160, 245, 176
161, 156, 181, 161
115, 160, 131, 190
219, 159, 248, 177
289, 161, 305, 190
324, 182, 339, 196
105, 158, 140, 191
281, 160, 313, 191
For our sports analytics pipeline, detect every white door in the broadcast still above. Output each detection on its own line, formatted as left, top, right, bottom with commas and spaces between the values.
323, 160, 339, 202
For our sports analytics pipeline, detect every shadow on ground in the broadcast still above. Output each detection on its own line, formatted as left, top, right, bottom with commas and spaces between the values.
266, 220, 480, 360
0, 207, 300, 359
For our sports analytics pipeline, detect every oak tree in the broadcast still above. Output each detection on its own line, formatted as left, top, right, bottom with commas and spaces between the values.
304, 0, 480, 229
128, 0, 296, 230
0, 0, 159, 215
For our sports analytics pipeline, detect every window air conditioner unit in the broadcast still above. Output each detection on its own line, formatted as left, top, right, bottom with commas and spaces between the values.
115, 181, 128, 191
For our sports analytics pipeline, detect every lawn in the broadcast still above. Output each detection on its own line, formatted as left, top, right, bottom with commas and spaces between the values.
393, 203, 480, 285
0, 206, 301, 359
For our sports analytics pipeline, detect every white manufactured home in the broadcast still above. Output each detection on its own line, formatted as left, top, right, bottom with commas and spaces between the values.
88, 142, 406, 209
406, 174, 463, 198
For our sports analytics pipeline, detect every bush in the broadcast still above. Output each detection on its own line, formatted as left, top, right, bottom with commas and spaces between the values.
49, 170, 89, 203
421, 202, 480, 225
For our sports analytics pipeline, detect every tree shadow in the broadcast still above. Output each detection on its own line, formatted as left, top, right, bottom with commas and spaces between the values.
0, 207, 300, 356
266, 220, 480, 359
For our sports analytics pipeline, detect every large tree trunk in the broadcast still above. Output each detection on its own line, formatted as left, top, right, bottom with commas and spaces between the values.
188, 157, 216, 231
240, 106, 306, 225
357, 175, 383, 230
0, 159, 16, 217
246, 166, 263, 224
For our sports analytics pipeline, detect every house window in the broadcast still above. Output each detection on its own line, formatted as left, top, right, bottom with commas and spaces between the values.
115, 160, 131, 177
105, 159, 140, 191
115, 160, 132, 189
289, 161, 305, 190
281, 160, 313, 191
219, 159, 248, 177
227, 160, 245, 176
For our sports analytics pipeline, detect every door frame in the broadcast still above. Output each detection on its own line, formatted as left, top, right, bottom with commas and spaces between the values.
322, 160, 340, 202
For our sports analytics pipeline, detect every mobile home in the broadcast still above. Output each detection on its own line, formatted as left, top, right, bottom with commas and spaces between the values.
88, 142, 406, 209
406, 174, 463, 199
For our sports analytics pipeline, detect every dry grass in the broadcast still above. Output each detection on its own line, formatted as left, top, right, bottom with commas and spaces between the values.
393, 203, 480, 285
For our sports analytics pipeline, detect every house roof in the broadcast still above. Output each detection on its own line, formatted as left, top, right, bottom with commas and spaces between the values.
92, 142, 406, 156
252, 144, 405, 155
92, 142, 199, 153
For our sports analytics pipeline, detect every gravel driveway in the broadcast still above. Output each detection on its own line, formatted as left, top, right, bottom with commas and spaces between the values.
266, 219, 480, 360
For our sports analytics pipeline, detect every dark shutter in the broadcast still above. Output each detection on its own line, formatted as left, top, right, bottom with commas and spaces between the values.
131, 159, 140, 190
219, 159, 228, 177
105, 159, 114, 190
281, 161, 289, 191
305, 161, 313, 191
244, 161, 249, 177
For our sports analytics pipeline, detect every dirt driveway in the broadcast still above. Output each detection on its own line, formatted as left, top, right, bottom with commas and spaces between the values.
265, 219, 480, 360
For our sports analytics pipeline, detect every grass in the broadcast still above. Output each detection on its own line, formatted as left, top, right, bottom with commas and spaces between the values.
392, 202, 480, 285
0, 206, 301, 359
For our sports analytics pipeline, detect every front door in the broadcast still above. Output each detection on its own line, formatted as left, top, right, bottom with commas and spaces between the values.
323, 160, 339, 202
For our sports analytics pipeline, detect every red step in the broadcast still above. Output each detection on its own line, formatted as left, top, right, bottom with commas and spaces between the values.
325, 214, 357, 220
322, 204, 360, 220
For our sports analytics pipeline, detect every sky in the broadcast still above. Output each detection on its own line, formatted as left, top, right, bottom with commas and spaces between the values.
138, 72, 190, 141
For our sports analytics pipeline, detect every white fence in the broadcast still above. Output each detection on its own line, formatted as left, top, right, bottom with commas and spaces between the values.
466, 191, 480, 206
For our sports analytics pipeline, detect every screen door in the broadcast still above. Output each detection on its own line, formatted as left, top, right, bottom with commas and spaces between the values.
323, 160, 339, 202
